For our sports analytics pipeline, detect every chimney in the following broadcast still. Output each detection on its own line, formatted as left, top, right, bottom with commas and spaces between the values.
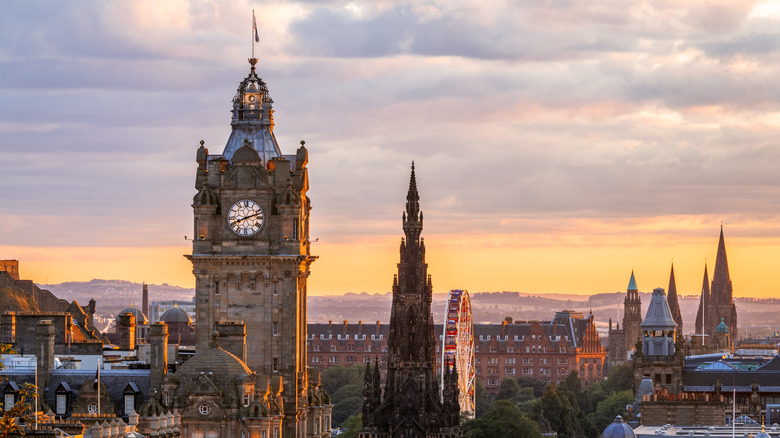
343, 321, 348, 336
117, 311, 137, 351
358, 320, 363, 336
215, 321, 247, 362
142, 284, 149, 321
36, 320, 55, 390
376, 320, 381, 335
150, 322, 168, 391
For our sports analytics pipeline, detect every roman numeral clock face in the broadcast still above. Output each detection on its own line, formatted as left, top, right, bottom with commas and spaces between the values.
227, 199, 264, 237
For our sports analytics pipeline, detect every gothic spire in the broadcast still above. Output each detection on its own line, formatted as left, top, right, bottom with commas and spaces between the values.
627, 270, 638, 291
695, 263, 710, 335
667, 263, 683, 337
711, 225, 732, 304
403, 162, 423, 243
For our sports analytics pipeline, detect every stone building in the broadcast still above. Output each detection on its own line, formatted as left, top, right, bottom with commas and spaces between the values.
633, 287, 683, 394
695, 227, 738, 339
308, 311, 607, 396
607, 272, 643, 370
183, 56, 328, 437
361, 165, 461, 438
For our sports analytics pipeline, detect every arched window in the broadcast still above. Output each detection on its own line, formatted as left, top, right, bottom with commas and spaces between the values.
206, 430, 219, 438
191, 429, 204, 438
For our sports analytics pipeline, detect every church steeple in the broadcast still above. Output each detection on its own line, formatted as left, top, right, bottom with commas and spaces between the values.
667, 263, 683, 338
695, 263, 710, 335
710, 226, 737, 339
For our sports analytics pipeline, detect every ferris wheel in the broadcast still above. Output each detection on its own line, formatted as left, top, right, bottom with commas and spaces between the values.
440, 289, 475, 417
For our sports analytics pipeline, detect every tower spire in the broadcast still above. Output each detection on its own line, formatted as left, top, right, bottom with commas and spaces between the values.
403, 162, 422, 243
667, 263, 683, 338
695, 262, 710, 335
710, 226, 736, 339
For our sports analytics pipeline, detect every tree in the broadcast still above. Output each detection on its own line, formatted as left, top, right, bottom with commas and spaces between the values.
603, 364, 634, 394
0, 343, 36, 438
463, 400, 542, 438
474, 378, 489, 418
496, 377, 521, 402
340, 413, 362, 438
591, 390, 633, 432
515, 376, 548, 398
321, 365, 365, 395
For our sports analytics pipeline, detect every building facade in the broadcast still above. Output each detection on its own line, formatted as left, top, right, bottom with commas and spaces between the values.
308, 310, 607, 396
607, 271, 643, 370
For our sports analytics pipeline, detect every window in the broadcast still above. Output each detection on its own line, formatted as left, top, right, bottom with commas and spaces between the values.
164, 391, 170, 405
88, 404, 98, 414
243, 392, 251, 407
489, 346, 497, 353
330, 344, 337, 352
365, 344, 371, 352
206, 430, 218, 438
348, 344, 354, 352
273, 358, 279, 372
56, 394, 67, 415
124, 394, 135, 415
262, 432, 267, 438
313, 344, 320, 352
507, 346, 514, 353
214, 282, 220, 295
192, 430, 204, 438
273, 322, 278, 336
274, 427, 279, 438
506, 367, 515, 375
273, 282, 278, 296
292, 218, 299, 240
199, 404, 210, 415
4, 394, 14, 410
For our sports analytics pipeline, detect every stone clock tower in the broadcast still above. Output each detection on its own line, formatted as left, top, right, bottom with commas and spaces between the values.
186, 58, 318, 437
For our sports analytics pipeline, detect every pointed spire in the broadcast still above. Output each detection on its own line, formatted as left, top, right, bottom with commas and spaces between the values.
627, 270, 638, 291
667, 263, 683, 337
695, 262, 710, 335
711, 225, 732, 303
402, 161, 423, 243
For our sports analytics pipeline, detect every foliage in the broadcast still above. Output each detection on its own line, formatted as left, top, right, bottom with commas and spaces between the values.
474, 378, 489, 418
515, 376, 548, 398
590, 390, 633, 432
602, 364, 634, 394
463, 400, 542, 438
339, 414, 362, 438
321, 365, 365, 395
1, 343, 36, 438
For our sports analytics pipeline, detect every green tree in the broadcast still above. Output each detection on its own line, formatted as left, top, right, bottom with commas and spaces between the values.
603, 364, 634, 394
496, 377, 521, 402
516, 376, 548, 398
463, 400, 542, 438
321, 365, 365, 395
474, 378, 489, 418
340, 413, 362, 438
591, 390, 633, 432
1, 343, 36, 438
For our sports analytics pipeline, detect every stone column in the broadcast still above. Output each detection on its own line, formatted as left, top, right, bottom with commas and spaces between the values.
150, 322, 169, 391
36, 319, 55, 390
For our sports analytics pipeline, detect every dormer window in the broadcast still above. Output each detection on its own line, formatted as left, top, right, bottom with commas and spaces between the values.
3, 382, 19, 411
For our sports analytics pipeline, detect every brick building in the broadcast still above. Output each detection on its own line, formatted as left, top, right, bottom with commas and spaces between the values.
307, 310, 606, 395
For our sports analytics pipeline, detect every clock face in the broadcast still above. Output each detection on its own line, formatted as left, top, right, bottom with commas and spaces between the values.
228, 199, 264, 237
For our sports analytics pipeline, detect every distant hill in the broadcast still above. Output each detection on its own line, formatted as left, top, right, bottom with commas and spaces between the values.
38, 279, 195, 318
34, 280, 779, 338
0, 286, 39, 313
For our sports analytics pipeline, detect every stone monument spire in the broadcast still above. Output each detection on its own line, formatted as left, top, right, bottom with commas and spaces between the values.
361, 164, 460, 438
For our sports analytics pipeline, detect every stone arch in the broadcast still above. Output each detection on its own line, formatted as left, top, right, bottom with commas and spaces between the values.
240, 272, 251, 290
191, 429, 204, 438
227, 273, 239, 296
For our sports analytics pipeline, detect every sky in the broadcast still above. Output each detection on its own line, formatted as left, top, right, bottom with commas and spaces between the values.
3, 0, 780, 297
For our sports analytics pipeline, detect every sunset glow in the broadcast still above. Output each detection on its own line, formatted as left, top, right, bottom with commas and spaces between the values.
3, 1, 780, 298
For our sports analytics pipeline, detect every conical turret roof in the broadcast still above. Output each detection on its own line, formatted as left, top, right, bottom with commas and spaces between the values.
667, 263, 683, 330
695, 263, 710, 334
641, 287, 677, 330
627, 271, 637, 291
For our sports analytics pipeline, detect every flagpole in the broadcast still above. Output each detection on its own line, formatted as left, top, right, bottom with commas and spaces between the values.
97, 363, 101, 416
252, 10, 255, 59
34, 364, 38, 430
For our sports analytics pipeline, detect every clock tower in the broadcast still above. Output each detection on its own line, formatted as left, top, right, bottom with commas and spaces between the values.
186, 57, 318, 437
